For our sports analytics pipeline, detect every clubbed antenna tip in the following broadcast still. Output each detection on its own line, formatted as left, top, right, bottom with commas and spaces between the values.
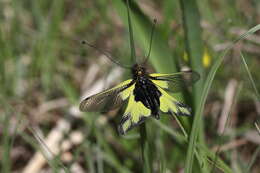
81, 40, 87, 44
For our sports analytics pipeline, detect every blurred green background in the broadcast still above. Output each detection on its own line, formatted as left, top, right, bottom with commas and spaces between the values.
0, 0, 260, 172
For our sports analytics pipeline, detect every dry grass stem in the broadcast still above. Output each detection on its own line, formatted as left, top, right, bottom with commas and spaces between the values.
218, 79, 238, 134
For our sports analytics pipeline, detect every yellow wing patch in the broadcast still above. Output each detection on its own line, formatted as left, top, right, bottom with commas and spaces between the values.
118, 83, 151, 135
150, 73, 171, 90
150, 72, 183, 77
120, 82, 135, 100
150, 79, 168, 89
157, 87, 191, 116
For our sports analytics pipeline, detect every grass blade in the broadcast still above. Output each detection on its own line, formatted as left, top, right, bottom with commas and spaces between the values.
180, 0, 208, 171
240, 52, 260, 100
126, 0, 137, 63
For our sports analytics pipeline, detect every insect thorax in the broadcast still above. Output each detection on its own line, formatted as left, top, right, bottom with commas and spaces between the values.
131, 64, 148, 80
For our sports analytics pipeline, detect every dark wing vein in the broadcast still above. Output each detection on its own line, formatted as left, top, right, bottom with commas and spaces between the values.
79, 80, 134, 112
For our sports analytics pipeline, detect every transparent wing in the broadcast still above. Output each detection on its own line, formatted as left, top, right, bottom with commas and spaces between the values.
150, 70, 200, 93
79, 80, 134, 112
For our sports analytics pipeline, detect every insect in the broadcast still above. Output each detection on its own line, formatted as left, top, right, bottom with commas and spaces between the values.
79, 0, 200, 135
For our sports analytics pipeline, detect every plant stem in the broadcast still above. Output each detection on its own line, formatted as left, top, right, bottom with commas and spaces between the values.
140, 123, 151, 173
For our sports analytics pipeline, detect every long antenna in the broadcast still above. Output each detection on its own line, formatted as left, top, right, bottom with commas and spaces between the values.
81, 40, 131, 69
126, 0, 137, 63
143, 19, 157, 64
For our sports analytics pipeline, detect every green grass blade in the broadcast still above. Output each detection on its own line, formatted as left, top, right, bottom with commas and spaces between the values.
179, 0, 205, 109
240, 52, 260, 100
126, 0, 137, 63
184, 24, 260, 173
180, 0, 207, 171
28, 126, 70, 173
179, 0, 205, 83
200, 145, 233, 173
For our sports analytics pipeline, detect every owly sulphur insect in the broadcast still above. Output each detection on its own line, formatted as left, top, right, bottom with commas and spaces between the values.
79, 0, 200, 135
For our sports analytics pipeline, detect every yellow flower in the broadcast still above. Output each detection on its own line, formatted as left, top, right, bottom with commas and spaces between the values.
202, 49, 211, 68
183, 48, 211, 68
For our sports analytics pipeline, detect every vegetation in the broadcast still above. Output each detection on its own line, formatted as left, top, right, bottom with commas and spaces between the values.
0, 0, 259, 172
